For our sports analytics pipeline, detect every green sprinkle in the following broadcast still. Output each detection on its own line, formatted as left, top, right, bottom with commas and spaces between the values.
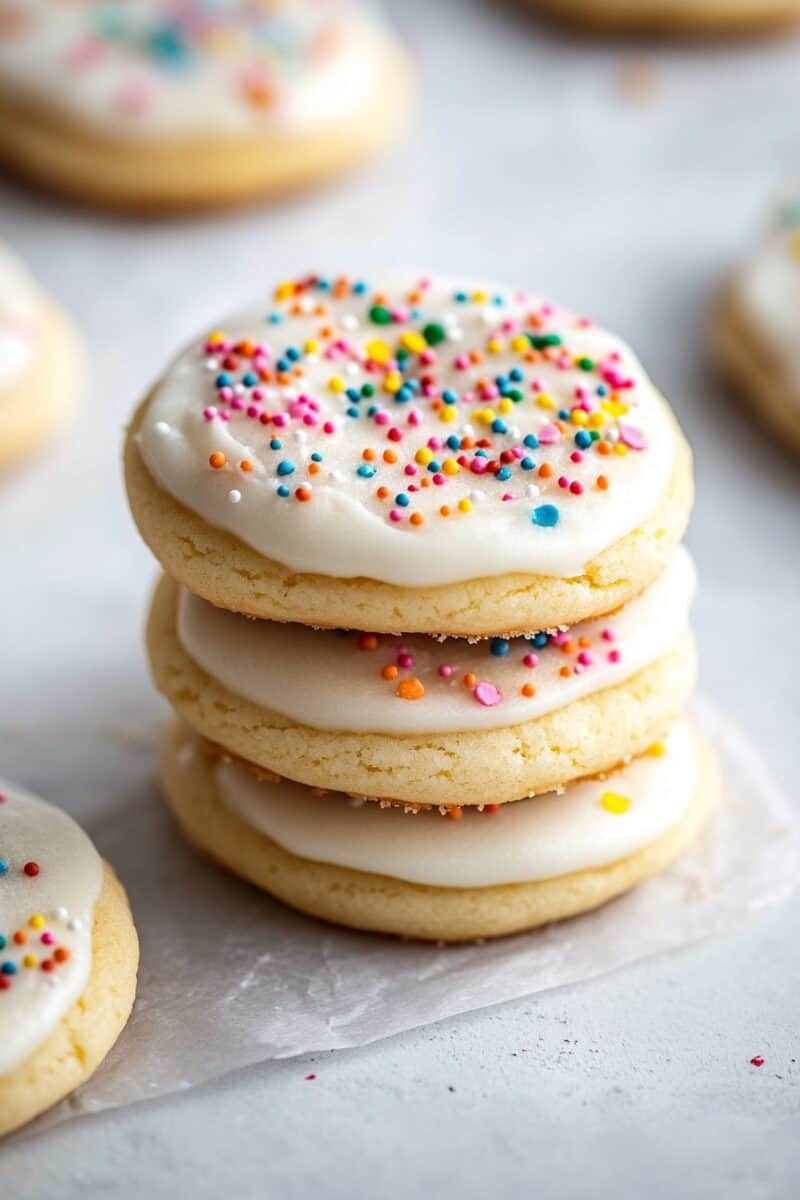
369, 305, 393, 325
423, 321, 447, 346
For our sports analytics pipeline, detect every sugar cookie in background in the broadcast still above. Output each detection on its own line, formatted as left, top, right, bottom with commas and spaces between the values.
712, 196, 800, 455
161, 719, 719, 942
0, 1, 412, 213
125, 271, 693, 637
531, 0, 800, 36
0, 782, 138, 1136
0, 245, 79, 472
145, 548, 698, 807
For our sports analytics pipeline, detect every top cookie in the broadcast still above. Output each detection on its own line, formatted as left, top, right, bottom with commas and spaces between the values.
126, 271, 693, 636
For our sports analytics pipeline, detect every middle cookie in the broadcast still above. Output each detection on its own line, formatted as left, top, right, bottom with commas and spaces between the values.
147, 547, 696, 807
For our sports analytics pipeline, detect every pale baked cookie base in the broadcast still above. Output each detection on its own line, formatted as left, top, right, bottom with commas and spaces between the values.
124, 399, 694, 637
0, 301, 80, 471
147, 572, 697, 806
0, 864, 139, 1137
532, 0, 800, 35
0, 43, 411, 213
160, 720, 719, 942
712, 281, 800, 455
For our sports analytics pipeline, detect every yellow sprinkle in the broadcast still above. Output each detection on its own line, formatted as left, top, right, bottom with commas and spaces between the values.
603, 400, 629, 418
511, 334, 529, 353
328, 376, 345, 394
415, 447, 434, 466
458, 498, 472, 513
472, 289, 488, 303
536, 394, 556, 411
400, 330, 427, 354
498, 398, 513, 415
570, 409, 588, 427
207, 330, 225, 345
600, 791, 631, 815
588, 412, 606, 430
29, 913, 45, 930
442, 458, 460, 475
23, 954, 37, 969
274, 281, 294, 301
366, 338, 391, 365
383, 371, 403, 395
476, 408, 495, 426
487, 337, 504, 354
646, 741, 666, 757
614, 443, 629, 456
439, 406, 457, 423
303, 338, 319, 354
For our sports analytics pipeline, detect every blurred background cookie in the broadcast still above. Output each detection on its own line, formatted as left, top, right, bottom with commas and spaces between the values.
530, 0, 800, 36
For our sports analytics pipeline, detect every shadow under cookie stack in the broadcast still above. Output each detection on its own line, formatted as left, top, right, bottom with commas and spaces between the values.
125, 271, 718, 943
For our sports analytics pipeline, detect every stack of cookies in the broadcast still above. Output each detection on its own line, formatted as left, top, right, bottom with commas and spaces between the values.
125, 271, 718, 942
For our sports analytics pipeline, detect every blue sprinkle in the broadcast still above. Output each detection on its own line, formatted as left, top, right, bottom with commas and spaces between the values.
442, 389, 458, 406
475, 448, 489, 459
495, 466, 512, 481
270, 438, 282, 450
286, 347, 301, 362
596, 384, 608, 396
521, 456, 535, 470
454, 291, 468, 303
346, 406, 360, 418
357, 464, 376, 478
367, 404, 380, 416
1, 962, 16, 975
215, 372, 232, 388
531, 631, 549, 648
352, 281, 367, 294
558, 408, 571, 421
0, 935, 5, 948
396, 386, 413, 404
574, 430, 592, 449
395, 493, 410, 507
266, 313, 283, 324
346, 388, 361, 402
492, 419, 508, 434
523, 434, 539, 449
446, 435, 461, 450
277, 485, 290, 498
277, 460, 295, 477
509, 368, 524, 382
427, 461, 441, 473
0, 860, 7, 877
532, 504, 560, 528
242, 372, 258, 387
276, 358, 289, 373
490, 638, 510, 657
316, 279, 330, 291
311, 452, 323, 463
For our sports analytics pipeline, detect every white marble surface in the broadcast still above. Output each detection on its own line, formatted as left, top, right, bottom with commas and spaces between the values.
1, 1, 799, 1195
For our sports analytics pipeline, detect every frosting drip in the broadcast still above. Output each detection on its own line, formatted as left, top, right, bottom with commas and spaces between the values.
0, 0, 389, 138
215, 720, 697, 888
139, 271, 676, 587
0, 244, 40, 392
0, 782, 103, 1077
176, 547, 695, 734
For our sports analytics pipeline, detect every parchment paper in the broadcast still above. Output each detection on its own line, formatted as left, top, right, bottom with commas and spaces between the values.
12, 694, 797, 1133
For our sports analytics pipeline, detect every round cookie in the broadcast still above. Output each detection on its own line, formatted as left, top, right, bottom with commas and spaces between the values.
0, 245, 79, 471
146, 549, 698, 806
0, 1, 411, 212
0, 782, 138, 1136
160, 718, 719, 942
125, 271, 693, 637
712, 195, 800, 455
531, 0, 800, 36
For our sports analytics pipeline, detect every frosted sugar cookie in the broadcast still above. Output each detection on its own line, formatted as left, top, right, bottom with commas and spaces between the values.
0, 782, 138, 1135
713, 194, 800, 454
0, 1, 411, 211
147, 548, 697, 806
532, 0, 800, 36
125, 271, 693, 636
0, 244, 79, 471
160, 718, 719, 941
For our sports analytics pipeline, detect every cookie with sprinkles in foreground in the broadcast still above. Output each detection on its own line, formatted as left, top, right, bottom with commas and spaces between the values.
531, 0, 800, 35
125, 271, 693, 637
146, 547, 698, 807
0, 1, 411, 212
161, 718, 719, 942
0, 783, 138, 1135
0, 243, 79, 471
712, 194, 800, 455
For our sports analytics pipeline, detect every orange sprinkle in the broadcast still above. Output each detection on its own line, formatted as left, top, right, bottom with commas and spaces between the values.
382, 664, 399, 680
13, 930, 26, 945
463, 672, 477, 688
579, 636, 592, 649
439, 505, 451, 517
446, 807, 464, 821
54, 947, 70, 964
538, 463, 555, 479
484, 803, 500, 814
363, 448, 376, 461
208, 451, 227, 470
295, 486, 312, 502
597, 441, 612, 456
383, 449, 398, 464
376, 486, 390, 500
308, 463, 321, 476
239, 459, 253, 473
410, 512, 424, 527
596, 474, 610, 490
521, 683, 536, 698
561, 640, 576, 655
559, 666, 572, 678
358, 634, 379, 651
396, 677, 425, 701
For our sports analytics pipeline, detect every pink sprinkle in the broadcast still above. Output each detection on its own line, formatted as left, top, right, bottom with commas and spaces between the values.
602, 628, 616, 642
374, 411, 390, 426
750, 1056, 765, 1068
538, 423, 561, 444
323, 421, 336, 434
388, 428, 403, 442
608, 650, 621, 664
41, 932, 55, 945
203, 407, 217, 421
404, 465, 417, 477
432, 474, 445, 486
398, 652, 414, 669
470, 459, 488, 475
438, 665, 454, 678
570, 451, 584, 464
389, 509, 403, 523
523, 653, 539, 668
619, 423, 648, 451
474, 682, 502, 708
570, 481, 584, 495
273, 413, 288, 428
502, 493, 513, 501
558, 476, 569, 489
230, 397, 244, 411
114, 79, 153, 117
577, 651, 595, 666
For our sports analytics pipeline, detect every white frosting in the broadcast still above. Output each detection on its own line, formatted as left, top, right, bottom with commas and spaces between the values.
214, 719, 697, 887
139, 271, 676, 587
176, 547, 695, 734
736, 196, 800, 388
0, 1, 390, 138
0, 781, 103, 1077
0, 244, 40, 392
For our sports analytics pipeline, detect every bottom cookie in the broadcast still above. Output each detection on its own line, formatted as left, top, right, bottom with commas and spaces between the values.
160, 719, 719, 943
531, 0, 800, 35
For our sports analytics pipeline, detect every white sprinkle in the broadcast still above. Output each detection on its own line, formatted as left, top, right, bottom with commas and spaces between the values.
234, 383, 246, 396
68, 918, 83, 932
469, 490, 486, 503
53, 906, 68, 921
525, 483, 540, 498
330, 470, 346, 483
227, 489, 242, 504
204, 357, 219, 370
342, 314, 359, 330
346, 362, 360, 376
